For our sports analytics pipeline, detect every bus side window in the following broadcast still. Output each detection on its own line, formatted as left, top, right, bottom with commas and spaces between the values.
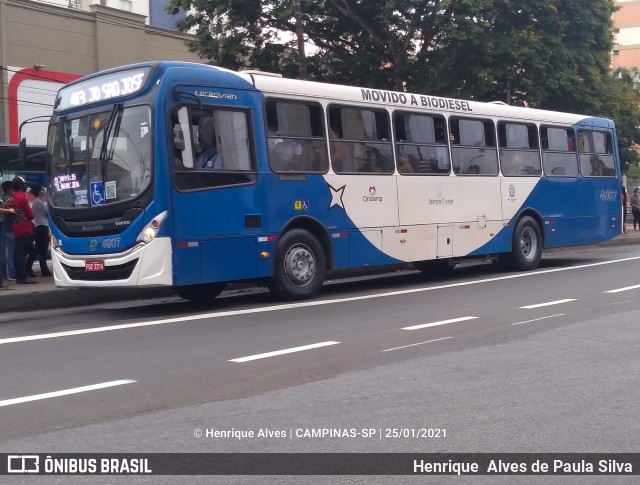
450, 117, 498, 176
578, 129, 616, 177
266, 100, 328, 173
394, 112, 450, 175
328, 105, 393, 174
172, 106, 256, 191
498, 121, 541, 176
541, 126, 579, 177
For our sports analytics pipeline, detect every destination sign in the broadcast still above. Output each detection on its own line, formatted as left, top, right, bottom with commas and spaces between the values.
56, 67, 151, 111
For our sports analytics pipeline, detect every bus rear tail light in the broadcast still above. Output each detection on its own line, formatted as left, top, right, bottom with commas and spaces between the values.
137, 211, 168, 244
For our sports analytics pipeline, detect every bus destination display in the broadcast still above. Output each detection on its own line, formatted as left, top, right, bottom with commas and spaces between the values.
57, 67, 151, 111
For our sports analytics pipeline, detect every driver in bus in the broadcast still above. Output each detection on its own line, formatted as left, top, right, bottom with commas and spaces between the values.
196, 116, 221, 169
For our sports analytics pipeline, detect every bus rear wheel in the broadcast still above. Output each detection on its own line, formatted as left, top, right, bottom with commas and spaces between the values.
268, 229, 326, 300
174, 282, 226, 303
505, 216, 542, 270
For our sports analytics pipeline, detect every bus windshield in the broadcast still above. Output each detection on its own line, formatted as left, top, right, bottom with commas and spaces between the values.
48, 105, 152, 208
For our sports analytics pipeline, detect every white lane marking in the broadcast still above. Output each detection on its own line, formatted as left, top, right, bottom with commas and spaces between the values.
402, 316, 477, 331
3, 255, 639, 346
520, 299, 576, 309
0, 380, 136, 408
382, 337, 452, 352
229, 341, 340, 363
511, 314, 565, 326
605, 284, 640, 294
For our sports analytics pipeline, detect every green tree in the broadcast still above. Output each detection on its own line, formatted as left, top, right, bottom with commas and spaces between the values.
167, 0, 640, 171
165, 0, 458, 89
418, 0, 616, 112
608, 69, 640, 171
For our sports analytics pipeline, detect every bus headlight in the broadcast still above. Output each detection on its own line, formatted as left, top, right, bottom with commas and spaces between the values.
49, 230, 60, 249
136, 211, 168, 244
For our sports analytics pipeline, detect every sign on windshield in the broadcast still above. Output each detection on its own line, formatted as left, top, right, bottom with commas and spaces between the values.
56, 67, 151, 111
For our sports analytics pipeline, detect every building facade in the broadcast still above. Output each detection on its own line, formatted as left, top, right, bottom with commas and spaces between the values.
613, 0, 640, 69
0, 0, 198, 152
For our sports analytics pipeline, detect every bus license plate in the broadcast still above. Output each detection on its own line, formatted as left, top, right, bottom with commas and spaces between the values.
85, 260, 105, 272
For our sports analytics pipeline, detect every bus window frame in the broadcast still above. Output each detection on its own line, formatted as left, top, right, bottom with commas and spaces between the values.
327, 103, 394, 175
497, 120, 542, 177
264, 98, 330, 175
540, 125, 579, 178
577, 128, 617, 178
170, 103, 258, 193
393, 110, 450, 176
449, 116, 499, 176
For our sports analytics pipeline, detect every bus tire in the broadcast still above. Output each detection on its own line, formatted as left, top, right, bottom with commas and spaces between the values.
507, 216, 542, 270
268, 229, 326, 300
174, 282, 226, 303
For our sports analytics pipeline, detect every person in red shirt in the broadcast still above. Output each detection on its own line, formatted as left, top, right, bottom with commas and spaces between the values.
9, 178, 36, 284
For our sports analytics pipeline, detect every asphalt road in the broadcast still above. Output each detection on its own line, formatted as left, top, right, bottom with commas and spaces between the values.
1, 243, 640, 484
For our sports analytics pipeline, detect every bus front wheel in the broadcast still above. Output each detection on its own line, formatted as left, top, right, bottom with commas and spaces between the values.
174, 282, 226, 303
506, 216, 542, 270
268, 229, 326, 300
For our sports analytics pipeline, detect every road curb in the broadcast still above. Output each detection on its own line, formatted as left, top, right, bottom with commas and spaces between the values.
1, 237, 637, 313
0, 286, 177, 313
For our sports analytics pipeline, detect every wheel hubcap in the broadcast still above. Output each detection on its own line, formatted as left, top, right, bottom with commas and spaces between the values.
519, 227, 538, 262
284, 244, 316, 287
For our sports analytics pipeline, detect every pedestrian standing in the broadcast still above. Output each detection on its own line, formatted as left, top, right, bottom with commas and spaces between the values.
26, 185, 52, 277
9, 177, 37, 284
0, 196, 16, 289
0, 181, 16, 280
632, 188, 640, 231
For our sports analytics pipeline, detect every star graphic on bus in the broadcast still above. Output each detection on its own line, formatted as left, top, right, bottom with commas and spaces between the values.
328, 183, 346, 211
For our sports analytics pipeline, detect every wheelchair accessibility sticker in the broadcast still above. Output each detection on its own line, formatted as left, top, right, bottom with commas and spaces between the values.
90, 181, 105, 206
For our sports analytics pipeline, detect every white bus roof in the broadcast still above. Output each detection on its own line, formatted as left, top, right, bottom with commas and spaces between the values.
242, 73, 604, 126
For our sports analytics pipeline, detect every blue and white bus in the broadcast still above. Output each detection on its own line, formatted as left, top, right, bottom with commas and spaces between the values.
46, 61, 622, 301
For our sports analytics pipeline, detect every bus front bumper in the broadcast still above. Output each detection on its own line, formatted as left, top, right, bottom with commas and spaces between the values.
52, 237, 173, 288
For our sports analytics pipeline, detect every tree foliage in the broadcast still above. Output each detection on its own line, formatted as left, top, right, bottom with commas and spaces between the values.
166, 0, 640, 172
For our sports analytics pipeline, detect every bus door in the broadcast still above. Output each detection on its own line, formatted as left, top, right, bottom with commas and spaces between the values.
169, 96, 262, 286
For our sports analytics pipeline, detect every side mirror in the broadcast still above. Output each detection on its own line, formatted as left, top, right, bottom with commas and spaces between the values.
19, 137, 27, 166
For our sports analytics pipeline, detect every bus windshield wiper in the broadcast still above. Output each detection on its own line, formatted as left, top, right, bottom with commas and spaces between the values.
99, 103, 123, 183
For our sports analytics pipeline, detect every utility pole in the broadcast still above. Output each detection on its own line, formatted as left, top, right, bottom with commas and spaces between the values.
292, 0, 308, 80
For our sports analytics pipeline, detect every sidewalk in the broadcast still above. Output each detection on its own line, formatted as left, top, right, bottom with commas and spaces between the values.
1, 231, 639, 313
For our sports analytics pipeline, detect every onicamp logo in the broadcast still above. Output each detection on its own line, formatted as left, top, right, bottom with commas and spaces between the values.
363, 186, 382, 202
8, 455, 39, 474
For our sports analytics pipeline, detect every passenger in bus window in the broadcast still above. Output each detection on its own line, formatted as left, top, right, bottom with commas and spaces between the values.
273, 139, 302, 171
415, 157, 432, 173
398, 155, 414, 173
196, 116, 220, 169
330, 128, 356, 172
466, 164, 480, 174
589, 155, 605, 176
